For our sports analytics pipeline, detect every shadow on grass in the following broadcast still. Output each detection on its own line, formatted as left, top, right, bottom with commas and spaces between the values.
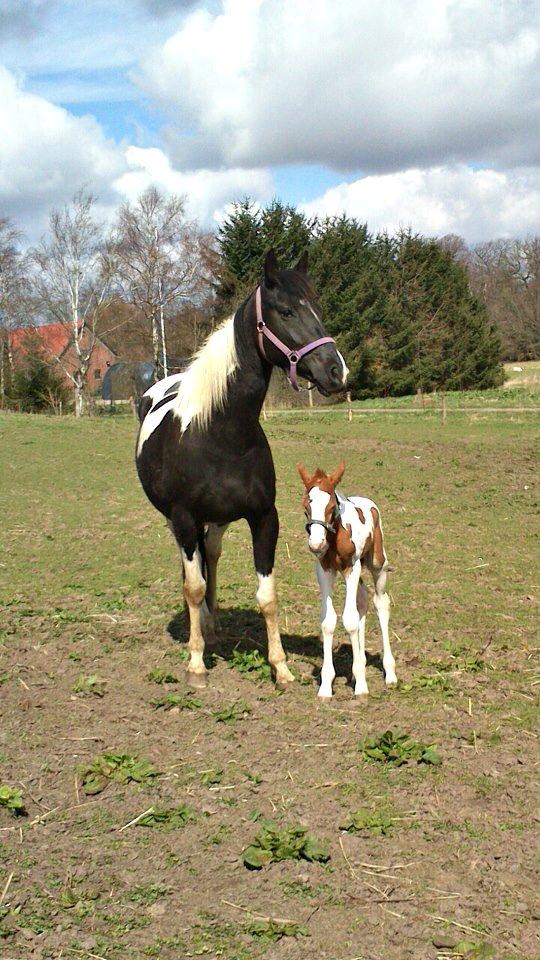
167, 605, 385, 684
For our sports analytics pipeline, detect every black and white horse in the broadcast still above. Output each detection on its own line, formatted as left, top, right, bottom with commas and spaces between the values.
136, 250, 348, 688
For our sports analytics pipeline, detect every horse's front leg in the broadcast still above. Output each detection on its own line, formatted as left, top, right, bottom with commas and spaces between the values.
249, 507, 295, 688
316, 563, 337, 700
202, 523, 229, 645
170, 506, 208, 688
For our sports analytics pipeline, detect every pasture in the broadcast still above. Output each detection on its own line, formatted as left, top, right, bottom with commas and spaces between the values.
0, 407, 538, 960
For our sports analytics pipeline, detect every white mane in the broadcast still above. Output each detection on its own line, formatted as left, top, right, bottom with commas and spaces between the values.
173, 315, 238, 432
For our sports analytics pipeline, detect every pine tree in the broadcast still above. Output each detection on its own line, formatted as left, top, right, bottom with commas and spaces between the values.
259, 200, 313, 269
310, 216, 380, 394
215, 199, 264, 316
215, 199, 314, 317
12, 341, 70, 413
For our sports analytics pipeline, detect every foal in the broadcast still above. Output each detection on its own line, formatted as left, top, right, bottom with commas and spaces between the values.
298, 462, 397, 699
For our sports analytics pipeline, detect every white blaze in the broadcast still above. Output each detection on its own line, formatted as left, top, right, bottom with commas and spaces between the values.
307, 487, 330, 553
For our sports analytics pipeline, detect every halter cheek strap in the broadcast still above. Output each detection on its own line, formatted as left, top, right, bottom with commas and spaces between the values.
255, 286, 335, 392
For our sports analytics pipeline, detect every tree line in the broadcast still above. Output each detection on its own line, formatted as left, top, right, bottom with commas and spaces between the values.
1, 191, 538, 413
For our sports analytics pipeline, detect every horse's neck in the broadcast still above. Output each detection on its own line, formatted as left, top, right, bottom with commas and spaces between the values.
226, 297, 272, 426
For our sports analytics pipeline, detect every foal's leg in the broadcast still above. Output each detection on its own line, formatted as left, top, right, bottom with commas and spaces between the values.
170, 507, 208, 688
371, 567, 397, 686
316, 563, 337, 700
202, 523, 229, 644
249, 507, 294, 688
356, 577, 369, 696
343, 560, 368, 696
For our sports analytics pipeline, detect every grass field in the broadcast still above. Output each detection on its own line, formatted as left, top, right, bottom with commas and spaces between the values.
0, 405, 538, 960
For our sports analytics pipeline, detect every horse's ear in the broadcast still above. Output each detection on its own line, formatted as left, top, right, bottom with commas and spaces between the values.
297, 463, 311, 488
329, 461, 345, 486
264, 249, 279, 288
295, 250, 309, 274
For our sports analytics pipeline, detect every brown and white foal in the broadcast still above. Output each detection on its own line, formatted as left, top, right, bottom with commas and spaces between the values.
298, 462, 397, 700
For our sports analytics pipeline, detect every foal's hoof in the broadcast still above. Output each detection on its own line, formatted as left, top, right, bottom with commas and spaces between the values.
186, 670, 208, 689
385, 679, 398, 689
317, 694, 333, 704
354, 692, 369, 703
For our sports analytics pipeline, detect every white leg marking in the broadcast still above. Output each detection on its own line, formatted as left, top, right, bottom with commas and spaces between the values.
256, 573, 294, 685
372, 569, 397, 686
181, 548, 207, 676
343, 561, 368, 696
316, 564, 337, 699
355, 580, 369, 697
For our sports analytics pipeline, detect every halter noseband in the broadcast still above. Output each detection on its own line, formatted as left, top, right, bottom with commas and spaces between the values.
305, 503, 341, 536
255, 286, 335, 392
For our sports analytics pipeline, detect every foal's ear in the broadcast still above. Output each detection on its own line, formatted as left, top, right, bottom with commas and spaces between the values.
264, 249, 279, 288
294, 250, 309, 274
329, 461, 346, 486
297, 462, 311, 488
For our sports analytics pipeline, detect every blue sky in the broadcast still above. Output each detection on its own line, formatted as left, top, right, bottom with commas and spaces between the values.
1, 0, 539, 240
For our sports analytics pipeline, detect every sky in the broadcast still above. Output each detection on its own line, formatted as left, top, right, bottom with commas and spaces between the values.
1, 0, 539, 243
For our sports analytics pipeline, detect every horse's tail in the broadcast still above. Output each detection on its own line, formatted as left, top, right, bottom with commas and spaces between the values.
197, 524, 207, 584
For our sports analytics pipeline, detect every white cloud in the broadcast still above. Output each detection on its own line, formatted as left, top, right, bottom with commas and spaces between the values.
301, 165, 540, 243
0, 66, 124, 235
114, 146, 273, 224
0, 67, 273, 237
136, 0, 540, 173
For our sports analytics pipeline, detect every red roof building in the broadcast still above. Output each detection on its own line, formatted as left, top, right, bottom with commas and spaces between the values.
10, 324, 116, 393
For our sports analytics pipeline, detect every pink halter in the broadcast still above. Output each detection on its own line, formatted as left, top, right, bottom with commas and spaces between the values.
255, 286, 335, 392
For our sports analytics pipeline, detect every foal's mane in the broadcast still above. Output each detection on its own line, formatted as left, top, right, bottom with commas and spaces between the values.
173, 313, 238, 432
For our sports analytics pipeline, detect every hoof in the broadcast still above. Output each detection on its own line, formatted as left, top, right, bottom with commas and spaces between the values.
385, 679, 398, 689
186, 670, 208, 689
317, 694, 333, 703
275, 675, 295, 690
274, 665, 295, 689
354, 691, 369, 702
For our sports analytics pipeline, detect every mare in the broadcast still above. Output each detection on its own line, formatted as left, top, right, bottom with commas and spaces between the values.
136, 250, 348, 688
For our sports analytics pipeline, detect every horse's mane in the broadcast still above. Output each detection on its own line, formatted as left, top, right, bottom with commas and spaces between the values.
173, 314, 238, 432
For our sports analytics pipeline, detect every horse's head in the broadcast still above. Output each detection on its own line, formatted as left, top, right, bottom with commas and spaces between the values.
257, 249, 348, 395
298, 461, 346, 556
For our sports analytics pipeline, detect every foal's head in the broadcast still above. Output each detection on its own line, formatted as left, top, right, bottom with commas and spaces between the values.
298, 461, 346, 556
259, 249, 348, 395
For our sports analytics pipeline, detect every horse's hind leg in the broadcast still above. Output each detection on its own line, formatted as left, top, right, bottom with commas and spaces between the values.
170, 507, 208, 688
249, 507, 295, 688
202, 523, 229, 644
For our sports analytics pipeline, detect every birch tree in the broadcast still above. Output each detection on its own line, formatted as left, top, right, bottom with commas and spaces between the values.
111, 187, 201, 378
32, 191, 115, 416
0, 218, 30, 403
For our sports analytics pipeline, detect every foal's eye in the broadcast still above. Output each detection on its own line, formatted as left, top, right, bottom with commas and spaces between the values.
280, 308, 294, 319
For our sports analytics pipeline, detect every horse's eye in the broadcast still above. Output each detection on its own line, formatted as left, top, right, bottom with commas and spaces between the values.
280, 308, 294, 319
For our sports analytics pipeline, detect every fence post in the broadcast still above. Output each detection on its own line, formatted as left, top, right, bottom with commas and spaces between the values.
347, 391, 352, 423
441, 392, 447, 423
